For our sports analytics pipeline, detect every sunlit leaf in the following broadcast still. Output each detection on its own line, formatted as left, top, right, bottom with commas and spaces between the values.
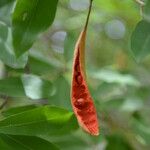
0, 106, 78, 136
21, 74, 55, 99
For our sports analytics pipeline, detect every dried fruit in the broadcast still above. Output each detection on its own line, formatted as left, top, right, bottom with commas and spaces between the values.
71, 0, 99, 136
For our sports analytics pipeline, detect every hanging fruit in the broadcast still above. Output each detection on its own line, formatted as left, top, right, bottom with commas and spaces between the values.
71, 0, 99, 136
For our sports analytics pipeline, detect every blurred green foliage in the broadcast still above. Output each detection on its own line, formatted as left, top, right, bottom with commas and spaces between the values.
0, 0, 150, 149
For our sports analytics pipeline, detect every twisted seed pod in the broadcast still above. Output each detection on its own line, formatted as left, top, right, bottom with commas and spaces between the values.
71, 28, 99, 136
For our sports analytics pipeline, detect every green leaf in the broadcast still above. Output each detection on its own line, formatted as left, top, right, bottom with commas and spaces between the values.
0, 21, 8, 41
0, 77, 25, 97
0, 23, 28, 69
29, 50, 61, 75
2, 105, 37, 117
0, 74, 54, 99
64, 32, 77, 62
50, 76, 71, 109
0, 106, 78, 136
106, 134, 132, 150
131, 20, 150, 62
132, 118, 150, 145
29, 56, 56, 75
0, 0, 14, 8
21, 74, 55, 99
43, 134, 89, 150
143, 0, 150, 22
91, 69, 140, 86
0, 42, 28, 68
12, 0, 58, 57
42, 130, 105, 150
121, 97, 143, 112
0, 2, 14, 25
0, 134, 59, 150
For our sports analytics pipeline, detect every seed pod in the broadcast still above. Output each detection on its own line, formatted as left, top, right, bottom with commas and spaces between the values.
71, 29, 99, 136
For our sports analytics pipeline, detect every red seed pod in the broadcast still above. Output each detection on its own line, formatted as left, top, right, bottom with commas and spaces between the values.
71, 29, 99, 136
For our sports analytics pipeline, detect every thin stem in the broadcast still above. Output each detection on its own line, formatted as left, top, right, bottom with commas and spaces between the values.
84, 0, 93, 30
